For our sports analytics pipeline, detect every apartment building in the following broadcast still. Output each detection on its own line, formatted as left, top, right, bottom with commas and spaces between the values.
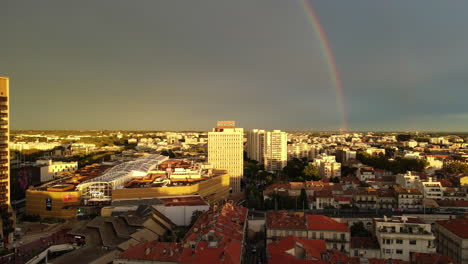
396, 171, 420, 189
208, 121, 243, 193
246, 129, 265, 164
353, 188, 378, 209
264, 130, 288, 172
313, 155, 341, 178
395, 187, 423, 210
356, 166, 375, 181
434, 218, 468, 264
417, 177, 443, 200
266, 211, 350, 254
0, 76, 12, 243
373, 216, 436, 261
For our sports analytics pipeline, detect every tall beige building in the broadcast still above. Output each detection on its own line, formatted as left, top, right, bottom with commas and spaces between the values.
0, 77, 12, 242
208, 121, 243, 193
264, 130, 288, 172
246, 129, 265, 164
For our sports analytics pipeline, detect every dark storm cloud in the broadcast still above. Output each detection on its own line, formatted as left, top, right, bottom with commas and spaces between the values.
0, 0, 467, 131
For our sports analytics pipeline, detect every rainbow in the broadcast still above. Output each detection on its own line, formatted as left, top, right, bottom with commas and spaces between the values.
302, 0, 349, 132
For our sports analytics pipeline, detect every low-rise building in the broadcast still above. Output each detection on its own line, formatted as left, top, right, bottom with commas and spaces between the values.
396, 171, 420, 189
266, 212, 350, 254
357, 166, 375, 182
373, 216, 436, 261
353, 188, 378, 209
377, 189, 397, 210
115, 202, 248, 264
395, 187, 423, 210
417, 177, 444, 200
434, 218, 468, 264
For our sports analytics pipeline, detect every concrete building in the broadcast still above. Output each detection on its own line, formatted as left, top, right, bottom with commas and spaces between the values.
417, 177, 443, 200
373, 216, 436, 261
396, 171, 420, 189
153, 195, 210, 226
266, 211, 350, 254
208, 121, 243, 193
395, 187, 423, 210
264, 130, 288, 172
313, 155, 341, 178
434, 218, 468, 264
0, 76, 12, 243
36, 160, 78, 182
356, 166, 375, 181
246, 129, 265, 164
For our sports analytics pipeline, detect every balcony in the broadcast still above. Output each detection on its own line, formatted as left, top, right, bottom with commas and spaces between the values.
378, 227, 432, 236
0, 159, 8, 164
0, 182, 7, 187
0, 174, 7, 180
0, 151, 7, 156
0, 128, 8, 133
0, 137, 7, 141
0, 97, 7, 102
0, 113, 7, 118
0, 106, 7, 111
0, 144, 7, 149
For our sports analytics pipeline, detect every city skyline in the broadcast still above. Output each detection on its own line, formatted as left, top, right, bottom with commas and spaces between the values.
1, 0, 468, 131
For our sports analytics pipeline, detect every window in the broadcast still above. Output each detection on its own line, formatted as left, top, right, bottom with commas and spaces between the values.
354, 249, 359, 257
396, 249, 403, 254
333, 243, 337, 249
312, 232, 316, 239
396, 239, 403, 244
385, 249, 392, 254
341, 234, 345, 240
320, 232, 324, 239
409, 240, 416, 245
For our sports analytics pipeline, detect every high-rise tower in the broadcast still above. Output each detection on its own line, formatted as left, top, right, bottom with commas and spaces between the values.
0, 76, 12, 242
208, 121, 243, 193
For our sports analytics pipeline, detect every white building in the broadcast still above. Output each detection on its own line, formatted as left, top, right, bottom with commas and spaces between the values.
356, 166, 375, 181
366, 148, 386, 156
373, 216, 436, 261
417, 177, 443, 200
313, 155, 341, 178
264, 130, 288, 172
395, 171, 420, 189
208, 121, 243, 193
36, 160, 78, 182
153, 195, 210, 226
246, 129, 265, 164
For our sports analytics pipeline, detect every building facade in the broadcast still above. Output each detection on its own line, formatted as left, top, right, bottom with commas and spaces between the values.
373, 216, 436, 261
208, 121, 243, 193
434, 218, 468, 264
0, 76, 12, 243
246, 129, 265, 164
264, 130, 288, 172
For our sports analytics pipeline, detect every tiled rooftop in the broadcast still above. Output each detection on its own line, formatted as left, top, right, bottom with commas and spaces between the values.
436, 219, 468, 238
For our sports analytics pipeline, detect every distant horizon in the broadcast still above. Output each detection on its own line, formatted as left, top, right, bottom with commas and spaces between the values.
10, 129, 468, 134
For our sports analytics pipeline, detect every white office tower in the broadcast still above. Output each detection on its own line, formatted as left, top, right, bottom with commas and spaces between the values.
208, 121, 244, 193
264, 130, 288, 173
246, 129, 266, 164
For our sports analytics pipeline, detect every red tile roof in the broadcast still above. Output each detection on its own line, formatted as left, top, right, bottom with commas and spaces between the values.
412, 252, 454, 264
306, 215, 349, 232
118, 202, 247, 264
437, 200, 468, 208
436, 219, 468, 238
315, 190, 333, 198
118, 241, 181, 262
267, 211, 307, 230
267, 236, 327, 264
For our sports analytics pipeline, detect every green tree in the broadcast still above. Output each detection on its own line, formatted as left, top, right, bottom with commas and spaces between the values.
303, 164, 320, 180
350, 222, 371, 237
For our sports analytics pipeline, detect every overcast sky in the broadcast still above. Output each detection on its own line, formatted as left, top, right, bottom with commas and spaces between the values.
1, 0, 467, 131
